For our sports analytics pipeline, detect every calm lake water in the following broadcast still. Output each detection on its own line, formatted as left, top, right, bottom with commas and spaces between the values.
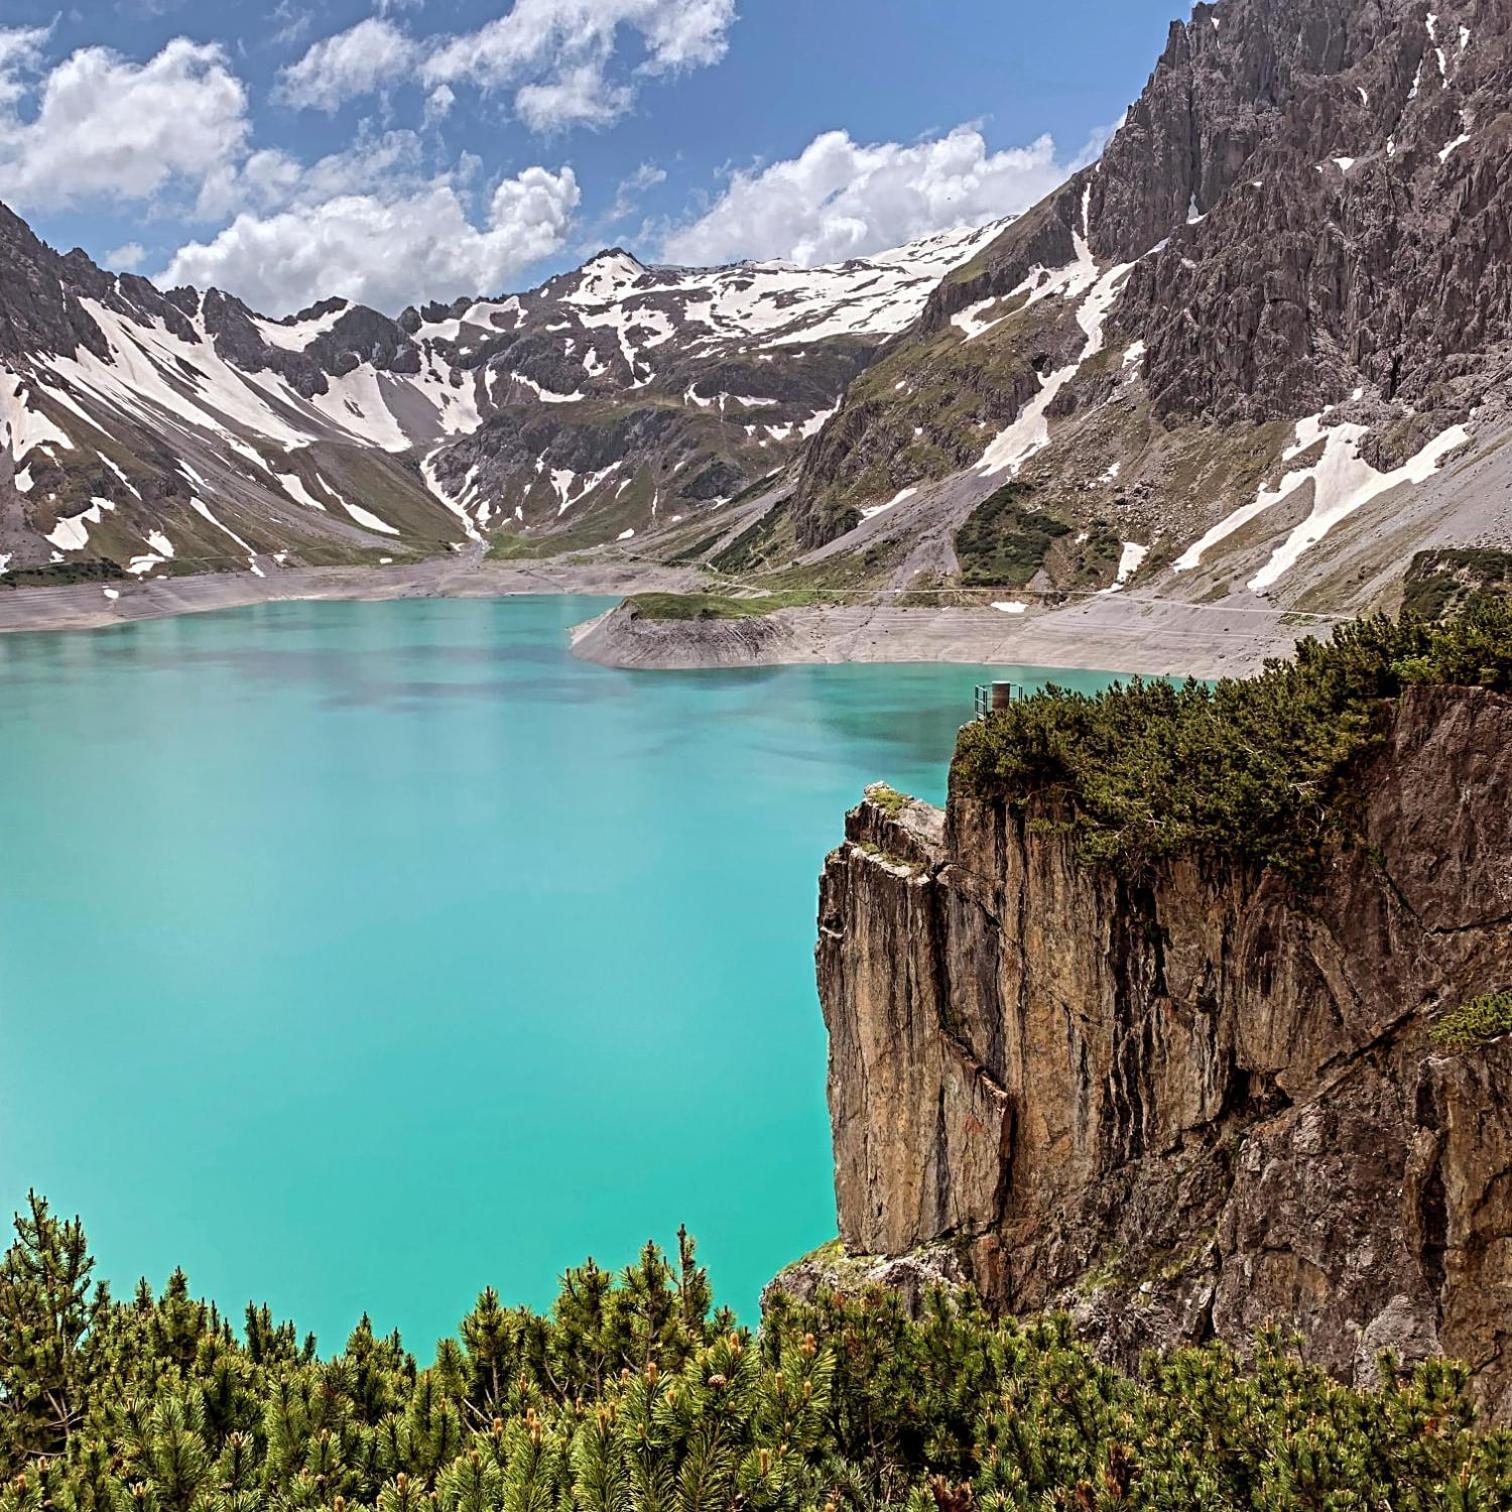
0, 595, 1125, 1353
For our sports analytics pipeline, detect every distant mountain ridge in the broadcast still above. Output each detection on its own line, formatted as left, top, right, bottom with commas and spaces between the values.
5, 0, 1511, 626
0, 207, 1005, 581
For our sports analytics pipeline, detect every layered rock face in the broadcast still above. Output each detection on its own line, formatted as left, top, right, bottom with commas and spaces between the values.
1098, 0, 1512, 431
816, 686, 1512, 1411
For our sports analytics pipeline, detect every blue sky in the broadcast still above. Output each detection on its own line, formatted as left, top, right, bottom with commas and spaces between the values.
0, 0, 1181, 314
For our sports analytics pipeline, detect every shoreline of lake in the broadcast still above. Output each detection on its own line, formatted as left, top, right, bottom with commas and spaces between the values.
0, 551, 1336, 679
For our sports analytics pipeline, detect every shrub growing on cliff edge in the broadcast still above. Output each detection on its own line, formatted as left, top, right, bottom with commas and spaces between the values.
867, 782, 915, 817
6, 1196, 1512, 1512
952, 596, 1512, 879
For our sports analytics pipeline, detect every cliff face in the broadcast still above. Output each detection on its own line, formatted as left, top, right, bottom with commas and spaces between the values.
1096, 0, 1512, 431
815, 686, 1512, 1410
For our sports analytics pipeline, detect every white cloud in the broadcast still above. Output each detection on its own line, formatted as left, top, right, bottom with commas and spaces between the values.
608, 159, 666, 220
161, 165, 580, 315
0, 22, 583, 319
277, 18, 420, 112
194, 126, 438, 223
514, 60, 633, 131
0, 36, 249, 211
635, 0, 734, 70
105, 241, 147, 270
424, 0, 735, 85
0, 27, 48, 110
662, 126, 1071, 267
273, 0, 735, 128
624, 160, 667, 191
268, 2, 314, 51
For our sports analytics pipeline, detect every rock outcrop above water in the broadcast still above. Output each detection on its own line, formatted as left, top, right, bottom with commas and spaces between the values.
812, 685, 1512, 1411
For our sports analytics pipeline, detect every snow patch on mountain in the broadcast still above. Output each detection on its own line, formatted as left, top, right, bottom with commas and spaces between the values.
1172, 412, 1472, 587
977, 192, 1133, 477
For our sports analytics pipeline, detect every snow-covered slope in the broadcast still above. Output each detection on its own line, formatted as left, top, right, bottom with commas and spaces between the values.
0, 208, 1007, 582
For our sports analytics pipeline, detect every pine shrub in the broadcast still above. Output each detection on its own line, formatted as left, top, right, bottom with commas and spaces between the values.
5, 1197, 1512, 1510
952, 597, 1512, 879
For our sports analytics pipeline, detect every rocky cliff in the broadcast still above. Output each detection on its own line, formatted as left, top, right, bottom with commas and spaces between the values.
814, 684, 1512, 1411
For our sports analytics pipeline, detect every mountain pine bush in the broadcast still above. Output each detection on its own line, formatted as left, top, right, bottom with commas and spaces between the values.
4, 1195, 1512, 1511
952, 596, 1512, 879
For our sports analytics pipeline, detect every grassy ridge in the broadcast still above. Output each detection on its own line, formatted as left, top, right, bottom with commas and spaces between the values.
953, 598, 1512, 878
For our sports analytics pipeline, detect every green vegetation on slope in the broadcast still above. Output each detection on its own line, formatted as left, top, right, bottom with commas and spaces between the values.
710, 498, 794, 576
954, 484, 1071, 589
1402, 548, 1512, 622
6, 1195, 1512, 1512
795, 296, 1070, 547
952, 483, 1124, 593
0, 560, 125, 589
484, 534, 565, 562
954, 598, 1512, 878
662, 526, 734, 567
1433, 991, 1512, 1049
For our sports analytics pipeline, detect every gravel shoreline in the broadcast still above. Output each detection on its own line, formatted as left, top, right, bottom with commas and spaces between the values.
0, 555, 1341, 679
0, 555, 697, 636
568, 593, 1344, 680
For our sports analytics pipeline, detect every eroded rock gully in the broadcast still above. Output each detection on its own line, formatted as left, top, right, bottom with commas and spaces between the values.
813, 686, 1512, 1411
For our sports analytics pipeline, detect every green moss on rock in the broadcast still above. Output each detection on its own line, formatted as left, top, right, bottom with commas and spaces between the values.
1433, 991, 1512, 1050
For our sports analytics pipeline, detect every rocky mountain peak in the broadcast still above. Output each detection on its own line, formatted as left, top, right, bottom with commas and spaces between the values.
1092, 0, 1512, 425
784, 0, 1511, 624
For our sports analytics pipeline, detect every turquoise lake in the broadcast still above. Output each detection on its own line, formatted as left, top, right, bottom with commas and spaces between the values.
0, 594, 1126, 1354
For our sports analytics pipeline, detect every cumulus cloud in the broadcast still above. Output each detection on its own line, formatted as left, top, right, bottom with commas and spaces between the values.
276, 0, 735, 129
193, 125, 443, 225
514, 61, 633, 131
661, 126, 1071, 268
276, 17, 420, 112
0, 27, 47, 110
0, 35, 249, 210
161, 165, 580, 315
634, 0, 734, 70
0, 24, 580, 318
105, 241, 147, 270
